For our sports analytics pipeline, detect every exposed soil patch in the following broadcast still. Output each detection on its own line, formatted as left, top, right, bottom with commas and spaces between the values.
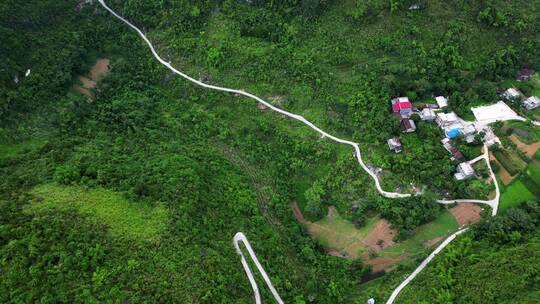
509, 134, 540, 158
89, 59, 110, 80
490, 152, 516, 185
450, 203, 483, 226
289, 203, 411, 272
361, 219, 396, 251
327, 205, 337, 218
75, 58, 110, 97
363, 255, 403, 273
424, 236, 443, 247
257, 102, 268, 110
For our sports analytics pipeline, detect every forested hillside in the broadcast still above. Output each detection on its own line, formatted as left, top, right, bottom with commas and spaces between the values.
1, 0, 540, 303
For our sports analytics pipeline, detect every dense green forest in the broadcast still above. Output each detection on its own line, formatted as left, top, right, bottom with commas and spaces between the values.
1, 0, 540, 303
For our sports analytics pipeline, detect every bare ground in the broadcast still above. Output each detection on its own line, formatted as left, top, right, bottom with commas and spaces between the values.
290, 203, 405, 272
363, 255, 404, 273
450, 203, 483, 226
89, 58, 110, 81
362, 219, 396, 251
290, 201, 308, 225
75, 58, 110, 97
424, 236, 444, 247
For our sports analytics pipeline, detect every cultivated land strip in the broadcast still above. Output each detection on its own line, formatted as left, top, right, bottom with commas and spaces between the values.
98, 1, 500, 303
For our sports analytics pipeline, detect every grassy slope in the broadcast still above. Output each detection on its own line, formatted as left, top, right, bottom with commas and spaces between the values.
379, 211, 459, 258
310, 213, 379, 258
528, 162, 540, 185
27, 184, 167, 241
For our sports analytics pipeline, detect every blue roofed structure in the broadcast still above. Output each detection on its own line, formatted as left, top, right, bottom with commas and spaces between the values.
446, 128, 461, 138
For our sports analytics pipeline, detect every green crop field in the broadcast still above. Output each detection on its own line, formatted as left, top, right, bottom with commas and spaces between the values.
527, 163, 540, 186
499, 180, 536, 211
493, 150, 524, 176
309, 211, 379, 258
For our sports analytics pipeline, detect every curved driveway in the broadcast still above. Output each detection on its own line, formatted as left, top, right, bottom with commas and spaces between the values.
97, 1, 500, 303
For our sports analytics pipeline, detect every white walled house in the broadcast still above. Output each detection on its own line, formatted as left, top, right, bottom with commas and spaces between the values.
420, 108, 436, 121
503, 88, 521, 101
454, 162, 475, 180
523, 96, 540, 110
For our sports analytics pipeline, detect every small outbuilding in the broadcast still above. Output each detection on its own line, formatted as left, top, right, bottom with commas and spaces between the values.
503, 88, 522, 101
391, 97, 413, 117
435, 96, 448, 108
436, 112, 459, 128
450, 147, 464, 161
523, 96, 540, 110
420, 108, 436, 121
400, 118, 416, 133
516, 68, 535, 81
387, 137, 403, 153
454, 162, 475, 180
462, 124, 477, 143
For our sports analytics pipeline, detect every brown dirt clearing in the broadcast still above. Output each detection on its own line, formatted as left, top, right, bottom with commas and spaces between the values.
363, 255, 403, 273
75, 58, 110, 97
361, 219, 396, 251
450, 203, 483, 226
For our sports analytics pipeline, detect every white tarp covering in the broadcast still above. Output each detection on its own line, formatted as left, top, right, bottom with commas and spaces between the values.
471, 101, 526, 126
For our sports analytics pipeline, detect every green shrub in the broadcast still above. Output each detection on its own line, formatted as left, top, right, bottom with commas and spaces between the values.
490, 160, 500, 173
53, 164, 80, 185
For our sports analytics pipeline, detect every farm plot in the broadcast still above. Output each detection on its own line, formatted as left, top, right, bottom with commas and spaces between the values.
499, 180, 536, 211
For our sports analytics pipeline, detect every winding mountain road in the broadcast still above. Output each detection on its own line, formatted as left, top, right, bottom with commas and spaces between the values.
385, 228, 469, 304
97, 1, 500, 303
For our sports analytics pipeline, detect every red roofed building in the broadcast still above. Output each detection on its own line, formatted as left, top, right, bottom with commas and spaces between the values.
391, 97, 413, 117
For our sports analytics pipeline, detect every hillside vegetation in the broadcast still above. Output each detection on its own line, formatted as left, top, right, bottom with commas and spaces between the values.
1, 0, 540, 303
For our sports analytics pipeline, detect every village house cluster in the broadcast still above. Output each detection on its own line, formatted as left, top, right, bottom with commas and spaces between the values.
500, 68, 539, 110
383, 68, 537, 182
388, 95, 484, 181
502, 87, 540, 110
386, 67, 539, 181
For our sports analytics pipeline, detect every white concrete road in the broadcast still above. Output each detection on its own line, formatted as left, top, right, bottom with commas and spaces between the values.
385, 228, 469, 304
437, 145, 499, 216
233, 233, 285, 304
97, 1, 500, 303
